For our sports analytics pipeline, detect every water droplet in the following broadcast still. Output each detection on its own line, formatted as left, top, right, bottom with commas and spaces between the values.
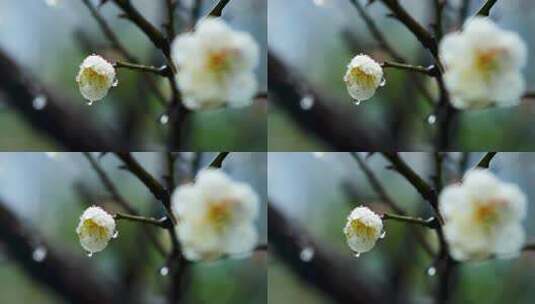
427, 266, 436, 276
112, 79, 119, 87
380, 231, 386, 239
112, 231, 119, 239
299, 247, 315, 262
427, 114, 437, 125
379, 78, 386, 87
159, 114, 169, 125
86, 100, 94, 106
87, 252, 93, 258
159, 266, 169, 276
353, 100, 361, 106
32, 246, 47, 262
299, 95, 314, 110
354, 252, 361, 258
32, 95, 47, 110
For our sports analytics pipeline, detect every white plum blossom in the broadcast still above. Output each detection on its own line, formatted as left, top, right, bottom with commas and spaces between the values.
439, 17, 527, 109
76, 206, 116, 254
171, 168, 259, 261
171, 18, 259, 110
76, 55, 117, 104
343, 54, 384, 102
439, 169, 527, 261
343, 206, 384, 255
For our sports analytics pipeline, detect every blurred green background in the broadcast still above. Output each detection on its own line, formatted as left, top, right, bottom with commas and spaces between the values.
0, 0, 267, 150
268, 0, 535, 150
268, 152, 535, 303
0, 152, 267, 303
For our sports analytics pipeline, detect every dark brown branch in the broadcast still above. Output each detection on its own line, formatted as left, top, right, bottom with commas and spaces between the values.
0, 200, 120, 304
164, 0, 177, 39
382, 61, 434, 76
114, 153, 173, 220
476, 0, 499, 17
208, 152, 230, 168
113, 0, 171, 57
382, 212, 437, 228
114, 212, 169, 228
269, 52, 392, 150
381, 153, 440, 216
0, 48, 119, 150
268, 203, 387, 304
475, 152, 497, 169
349, 153, 405, 214
115, 61, 171, 77
380, 0, 439, 60
208, 0, 232, 17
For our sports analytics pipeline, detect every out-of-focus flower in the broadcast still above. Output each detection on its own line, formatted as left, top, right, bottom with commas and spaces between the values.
344, 206, 383, 255
76, 55, 117, 104
171, 18, 259, 110
440, 17, 527, 109
343, 54, 384, 102
439, 169, 527, 261
171, 168, 259, 261
76, 206, 116, 254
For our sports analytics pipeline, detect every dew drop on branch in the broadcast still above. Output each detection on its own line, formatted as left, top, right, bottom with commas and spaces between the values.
32, 246, 47, 262
159, 266, 169, 276
427, 114, 437, 125
427, 266, 436, 276
32, 95, 47, 110
299, 247, 315, 262
300, 95, 315, 110
379, 78, 386, 87
159, 114, 169, 125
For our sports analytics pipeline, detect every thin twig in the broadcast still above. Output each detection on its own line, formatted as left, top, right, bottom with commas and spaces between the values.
382, 212, 437, 229
382, 61, 434, 76
114, 212, 169, 228
349, 153, 405, 214
208, 0, 232, 17
380, 0, 440, 61
208, 152, 230, 168
381, 153, 440, 214
475, 152, 497, 169
115, 61, 171, 77
476, 0, 499, 16
523, 243, 535, 251
164, 0, 177, 39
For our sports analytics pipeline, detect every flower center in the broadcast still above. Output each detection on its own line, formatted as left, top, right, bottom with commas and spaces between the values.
82, 219, 108, 240
349, 68, 376, 88
474, 49, 502, 79
350, 219, 376, 239
473, 199, 505, 227
206, 50, 234, 74
207, 200, 234, 230
81, 68, 109, 89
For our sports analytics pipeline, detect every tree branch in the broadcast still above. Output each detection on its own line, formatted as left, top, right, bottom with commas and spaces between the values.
382, 212, 437, 228
475, 152, 497, 169
476, 0, 499, 17
382, 61, 434, 76
114, 212, 169, 228
115, 61, 171, 77
208, 152, 230, 168
208, 0, 232, 17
